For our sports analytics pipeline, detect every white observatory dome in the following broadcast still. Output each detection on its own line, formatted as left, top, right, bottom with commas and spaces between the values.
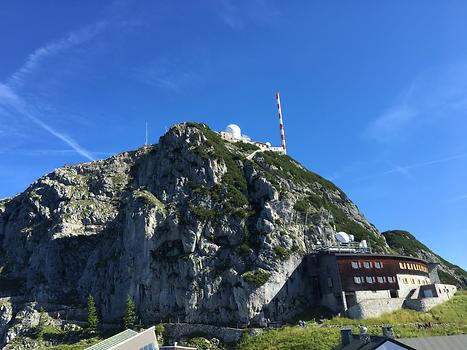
225, 124, 242, 140
336, 231, 350, 243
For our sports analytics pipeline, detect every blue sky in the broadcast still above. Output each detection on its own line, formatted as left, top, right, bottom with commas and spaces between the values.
0, 1, 466, 269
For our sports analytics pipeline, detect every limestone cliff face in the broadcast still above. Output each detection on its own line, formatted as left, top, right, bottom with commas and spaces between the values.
0, 123, 386, 327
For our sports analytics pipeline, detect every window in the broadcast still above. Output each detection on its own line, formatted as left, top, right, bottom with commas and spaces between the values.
139, 343, 157, 350
363, 261, 372, 269
375, 261, 383, 269
377, 276, 384, 283
366, 276, 373, 283
327, 277, 333, 288
354, 276, 362, 284
388, 276, 395, 283
383, 276, 387, 282
351, 261, 359, 269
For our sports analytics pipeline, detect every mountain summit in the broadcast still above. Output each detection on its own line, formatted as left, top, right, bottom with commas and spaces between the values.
0, 123, 464, 328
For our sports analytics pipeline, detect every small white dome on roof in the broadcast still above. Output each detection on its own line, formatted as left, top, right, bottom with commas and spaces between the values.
336, 231, 350, 243
225, 124, 241, 140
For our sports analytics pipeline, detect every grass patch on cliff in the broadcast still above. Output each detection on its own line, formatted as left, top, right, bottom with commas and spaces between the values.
437, 269, 459, 286
190, 205, 218, 222
293, 199, 310, 213
38, 338, 101, 350
274, 246, 291, 260
242, 270, 271, 286
134, 189, 166, 212
257, 151, 339, 192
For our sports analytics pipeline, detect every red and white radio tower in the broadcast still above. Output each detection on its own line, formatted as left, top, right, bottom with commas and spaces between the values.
276, 92, 287, 155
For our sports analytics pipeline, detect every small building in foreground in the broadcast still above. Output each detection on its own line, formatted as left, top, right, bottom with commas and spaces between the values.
334, 326, 415, 350
86, 326, 159, 350
398, 334, 467, 350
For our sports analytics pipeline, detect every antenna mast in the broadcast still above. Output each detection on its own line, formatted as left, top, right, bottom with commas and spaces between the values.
276, 92, 287, 155
145, 122, 148, 146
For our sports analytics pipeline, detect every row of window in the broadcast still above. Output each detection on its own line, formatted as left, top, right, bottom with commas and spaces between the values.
353, 276, 396, 284
351, 261, 383, 269
399, 262, 428, 273
400, 277, 430, 285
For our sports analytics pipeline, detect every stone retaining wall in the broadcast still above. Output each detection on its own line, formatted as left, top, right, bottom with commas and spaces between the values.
347, 298, 405, 319
163, 323, 245, 344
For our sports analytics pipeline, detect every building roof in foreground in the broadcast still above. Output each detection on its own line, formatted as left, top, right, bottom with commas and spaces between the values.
398, 334, 467, 350
86, 329, 138, 350
334, 335, 415, 350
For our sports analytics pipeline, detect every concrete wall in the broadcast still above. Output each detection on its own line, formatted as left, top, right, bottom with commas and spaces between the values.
404, 284, 457, 312
347, 298, 405, 319
354, 290, 391, 302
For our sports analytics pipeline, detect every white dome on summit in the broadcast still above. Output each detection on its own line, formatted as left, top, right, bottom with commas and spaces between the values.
225, 124, 241, 140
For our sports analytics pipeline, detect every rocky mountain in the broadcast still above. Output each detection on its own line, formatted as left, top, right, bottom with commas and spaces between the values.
0, 122, 465, 345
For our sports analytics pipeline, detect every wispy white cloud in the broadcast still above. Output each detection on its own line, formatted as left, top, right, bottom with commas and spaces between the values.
215, 0, 280, 30
7, 20, 109, 89
133, 58, 199, 91
353, 152, 467, 182
449, 194, 467, 202
0, 88, 96, 161
0, 20, 112, 161
0, 148, 112, 157
365, 63, 467, 143
386, 161, 413, 180
217, 0, 244, 30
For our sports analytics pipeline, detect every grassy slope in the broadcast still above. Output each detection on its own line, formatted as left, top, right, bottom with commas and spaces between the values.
237, 292, 467, 350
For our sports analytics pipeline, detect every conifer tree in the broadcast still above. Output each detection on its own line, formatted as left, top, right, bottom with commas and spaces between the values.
123, 294, 136, 330
86, 295, 99, 334
36, 307, 47, 340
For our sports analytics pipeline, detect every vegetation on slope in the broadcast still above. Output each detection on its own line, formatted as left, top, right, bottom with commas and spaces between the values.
382, 230, 467, 285
238, 291, 467, 350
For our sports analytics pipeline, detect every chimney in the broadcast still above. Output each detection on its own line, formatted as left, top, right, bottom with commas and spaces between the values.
340, 326, 353, 346
382, 325, 394, 338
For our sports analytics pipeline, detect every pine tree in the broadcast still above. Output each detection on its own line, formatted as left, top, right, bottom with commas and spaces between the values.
36, 308, 47, 340
123, 294, 136, 330
86, 295, 99, 334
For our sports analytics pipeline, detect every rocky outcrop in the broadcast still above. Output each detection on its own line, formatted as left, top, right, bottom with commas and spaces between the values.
1, 122, 460, 344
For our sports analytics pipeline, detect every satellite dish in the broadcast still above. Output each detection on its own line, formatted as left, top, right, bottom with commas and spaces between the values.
225, 124, 242, 140
336, 231, 350, 243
